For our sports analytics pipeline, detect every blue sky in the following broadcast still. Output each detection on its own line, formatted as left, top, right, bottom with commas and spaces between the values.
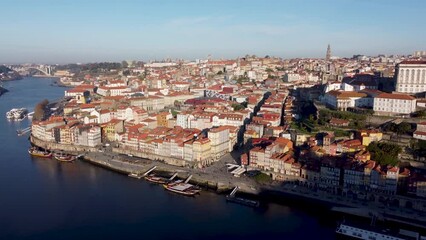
0, 0, 425, 64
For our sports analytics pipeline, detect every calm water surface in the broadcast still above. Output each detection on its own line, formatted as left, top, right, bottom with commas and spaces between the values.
0, 77, 336, 239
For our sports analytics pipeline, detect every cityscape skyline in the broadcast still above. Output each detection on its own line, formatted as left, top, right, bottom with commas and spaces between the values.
1, 0, 425, 64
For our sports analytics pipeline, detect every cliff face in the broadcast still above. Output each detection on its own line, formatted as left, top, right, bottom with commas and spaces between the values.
0, 65, 22, 81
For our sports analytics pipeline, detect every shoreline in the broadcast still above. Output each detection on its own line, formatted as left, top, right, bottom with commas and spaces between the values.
30, 135, 426, 230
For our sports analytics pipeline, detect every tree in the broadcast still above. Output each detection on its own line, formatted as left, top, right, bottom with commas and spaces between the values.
33, 99, 49, 121
396, 122, 413, 135
217, 70, 223, 75
367, 142, 401, 166
121, 61, 128, 68
232, 103, 245, 111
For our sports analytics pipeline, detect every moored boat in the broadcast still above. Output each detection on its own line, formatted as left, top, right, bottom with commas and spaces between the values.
53, 152, 76, 162
28, 147, 52, 158
163, 180, 201, 196
226, 195, 260, 208
144, 174, 169, 184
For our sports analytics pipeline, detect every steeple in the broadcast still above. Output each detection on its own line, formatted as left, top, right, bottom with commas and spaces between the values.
326, 44, 331, 61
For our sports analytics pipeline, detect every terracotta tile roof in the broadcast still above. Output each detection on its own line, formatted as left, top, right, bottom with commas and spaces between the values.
376, 93, 415, 100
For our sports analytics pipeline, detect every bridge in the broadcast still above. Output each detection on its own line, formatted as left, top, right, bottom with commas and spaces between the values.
8, 65, 53, 76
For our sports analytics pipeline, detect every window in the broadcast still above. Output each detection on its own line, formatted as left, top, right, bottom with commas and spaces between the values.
417, 69, 421, 83
411, 69, 415, 82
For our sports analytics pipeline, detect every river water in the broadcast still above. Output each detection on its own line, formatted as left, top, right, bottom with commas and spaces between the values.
0, 77, 336, 239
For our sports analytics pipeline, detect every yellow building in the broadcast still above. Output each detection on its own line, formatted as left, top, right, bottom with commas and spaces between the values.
100, 119, 124, 142
358, 130, 383, 146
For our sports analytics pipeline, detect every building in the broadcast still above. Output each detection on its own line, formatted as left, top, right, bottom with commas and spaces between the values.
394, 61, 426, 94
208, 126, 230, 160
323, 90, 370, 111
414, 122, 426, 140
373, 93, 416, 115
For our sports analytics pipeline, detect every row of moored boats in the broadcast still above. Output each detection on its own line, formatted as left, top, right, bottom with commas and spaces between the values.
138, 174, 201, 196
6, 108, 29, 121
28, 147, 76, 162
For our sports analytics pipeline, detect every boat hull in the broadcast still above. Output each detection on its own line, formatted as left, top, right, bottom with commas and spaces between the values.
163, 184, 200, 196
28, 150, 52, 158
145, 175, 168, 184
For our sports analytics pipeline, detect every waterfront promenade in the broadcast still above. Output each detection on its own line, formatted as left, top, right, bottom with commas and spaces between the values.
30, 135, 426, 229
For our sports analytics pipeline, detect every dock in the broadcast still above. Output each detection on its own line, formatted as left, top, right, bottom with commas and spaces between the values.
17, 127, 31, 136
226, 186, 260, 208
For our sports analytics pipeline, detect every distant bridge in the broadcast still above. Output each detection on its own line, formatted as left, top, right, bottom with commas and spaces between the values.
8, 65, 53, 76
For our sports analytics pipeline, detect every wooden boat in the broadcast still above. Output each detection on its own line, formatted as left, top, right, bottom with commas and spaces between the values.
28, 147, 52, 158
144, 174, 169, 184
163, 180, 200, 196
53, 152, 76, 162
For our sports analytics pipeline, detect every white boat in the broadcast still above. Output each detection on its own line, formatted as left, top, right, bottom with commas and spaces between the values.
336, 222, 424, 240
6, 108, 28, 121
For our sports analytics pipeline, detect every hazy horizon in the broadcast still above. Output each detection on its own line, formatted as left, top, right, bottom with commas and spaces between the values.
1, 0, 425, 64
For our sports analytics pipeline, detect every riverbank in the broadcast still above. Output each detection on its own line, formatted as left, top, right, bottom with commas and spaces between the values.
29, 135, 426, 230
0, 86, 8, 96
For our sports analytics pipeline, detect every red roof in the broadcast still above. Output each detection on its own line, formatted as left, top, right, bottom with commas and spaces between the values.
400, 60, 426, 65
376, 93, 415, 100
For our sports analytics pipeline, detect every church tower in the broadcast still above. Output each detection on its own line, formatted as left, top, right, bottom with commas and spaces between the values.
326, 44, 331, 61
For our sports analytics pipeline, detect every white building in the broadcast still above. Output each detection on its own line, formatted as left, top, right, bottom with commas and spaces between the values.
283, 73, 300, 82
395, 61, 426, 94
373, 93, 417, 115
414, 122, 426, 140
323, 90, 370, 111
87, 126, 101, 147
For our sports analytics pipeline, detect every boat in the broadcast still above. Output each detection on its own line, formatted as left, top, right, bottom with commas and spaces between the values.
335, 222, 425, 240
226, 195, 260, 208
163, 180, 201, 196
53, 152, 76, 162
6, 108, 28, 121
144, 174, 169, 184
28, 147, 52, 158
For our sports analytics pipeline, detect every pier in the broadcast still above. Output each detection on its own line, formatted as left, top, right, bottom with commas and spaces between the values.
226, 186, 260, 208
143, 166, 157, 176
17, 127, 31, 136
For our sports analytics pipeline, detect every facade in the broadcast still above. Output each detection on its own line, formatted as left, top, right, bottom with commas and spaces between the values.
395, 61, 426, 94
323, 90, 370, 111
208, 126, 230, 160
373, 93, 416, 115
414, 122, 426, 140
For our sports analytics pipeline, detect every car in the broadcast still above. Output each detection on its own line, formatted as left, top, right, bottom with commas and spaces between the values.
127, 154, 133, 157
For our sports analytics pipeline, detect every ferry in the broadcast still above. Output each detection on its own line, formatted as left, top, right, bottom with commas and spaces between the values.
28, 147, 52, 158
53, 152, 76, 162
163, 180, 201, 196
335, 222, 425, 240
6, 108, 28, 121
144, 174, 169, 184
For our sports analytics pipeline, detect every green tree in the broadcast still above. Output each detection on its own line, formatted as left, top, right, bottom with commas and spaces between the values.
367, 142, 401, 166
232, 103, 245, 111
396, 122, 412, 135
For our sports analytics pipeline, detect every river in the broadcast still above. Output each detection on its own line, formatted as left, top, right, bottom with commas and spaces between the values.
0, 77, 336, 239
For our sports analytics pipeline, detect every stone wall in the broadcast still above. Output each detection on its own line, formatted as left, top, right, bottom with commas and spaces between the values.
112, 147, 192, 168
30, 135, 98, 153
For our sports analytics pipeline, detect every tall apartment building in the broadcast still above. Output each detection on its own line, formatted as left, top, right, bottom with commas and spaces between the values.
395, 61, 426, 94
